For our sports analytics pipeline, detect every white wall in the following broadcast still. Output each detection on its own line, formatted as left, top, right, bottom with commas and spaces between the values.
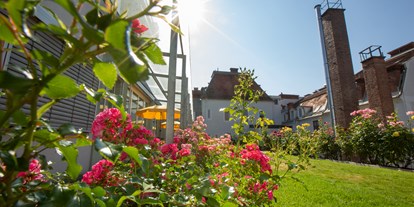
394, 57, 414, 125
202, 99, 275, 137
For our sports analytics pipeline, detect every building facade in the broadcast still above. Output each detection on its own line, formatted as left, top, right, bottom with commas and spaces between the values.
192, 68, 278, 136
1, 0, 192, 172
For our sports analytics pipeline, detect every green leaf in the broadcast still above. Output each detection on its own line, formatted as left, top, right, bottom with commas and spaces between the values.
155, 15, 183, 35
115, 53, 149, 84
56, 145, 82, 180
97, 13, 113, 31
116, 190, 141, 207
74, 137, 92, 147
142, 42, 166, 65
31, 49, 60, 68
0, 71, 34, 93
222, 202, 238, 207
0, 20, 18, 44
57, 123, 78, 136
42, 74, 80, 99
33, 23, 79, 45
48, 185, 76, 206
220, 186, 235, 200
94, 139, 122, 162
206, 197, 220, 207
0, 151, 18, 171
54, 0, 81, 19
95, 199, 106, 207
92, 186, 106, 197
93, 62, 117, 89
139, 154, 150, 174
77, 185, 94, 203
82, 85, 104, 104
34, 129, 59, 143
105, 20, 129, 53
85, 8, 98, 26
123, 147, 142, 165
12, 110, 28, 126
5, 0, 26, 30
37, 100, 57, 118
105, 20, 149, 84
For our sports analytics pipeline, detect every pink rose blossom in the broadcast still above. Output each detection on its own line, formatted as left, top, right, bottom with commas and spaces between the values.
16, 159, 45, 184
267, 190, 273, 200
131, 19, 148, 34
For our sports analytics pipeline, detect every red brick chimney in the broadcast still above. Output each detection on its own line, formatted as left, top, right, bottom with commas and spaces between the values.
359, 46, 394, 119
321, 7, 358, 128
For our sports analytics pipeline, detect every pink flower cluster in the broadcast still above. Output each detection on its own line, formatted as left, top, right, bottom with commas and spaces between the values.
127, 126, 159, 147
350, 108, 377, 119
161, 144, 179, 160
240, 144, 272, 174
16, 159, 45, 184
91, 108, 132, 143
132, 19, 148, 35
249, 181, 278, 200
161, 143, 193, 160
82, 159, 120, 187
192, 116, 208, 132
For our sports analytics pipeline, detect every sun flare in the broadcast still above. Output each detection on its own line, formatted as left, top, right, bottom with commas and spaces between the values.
178, 0, 207, 28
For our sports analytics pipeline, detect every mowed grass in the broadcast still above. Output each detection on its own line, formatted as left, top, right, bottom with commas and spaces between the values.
275, 159, 414, 206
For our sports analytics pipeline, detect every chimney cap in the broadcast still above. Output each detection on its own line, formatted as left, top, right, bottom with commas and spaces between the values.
359, 45, 384, 62
230, 68, 239, 73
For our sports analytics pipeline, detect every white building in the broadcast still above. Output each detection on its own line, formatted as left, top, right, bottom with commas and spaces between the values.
192, 68, 278, 137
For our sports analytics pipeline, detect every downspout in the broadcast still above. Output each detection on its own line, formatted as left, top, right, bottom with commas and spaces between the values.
315, 4, 336, 136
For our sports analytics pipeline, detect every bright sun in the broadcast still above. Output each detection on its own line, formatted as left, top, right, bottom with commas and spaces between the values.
178, 0, 207, 28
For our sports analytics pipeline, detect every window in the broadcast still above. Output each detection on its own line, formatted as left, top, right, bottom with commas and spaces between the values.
298, 108, 303, 118
207, 109, 211, 119
224, 111, 230, 121
290, 110, 295, 120
313, 120, 319, 131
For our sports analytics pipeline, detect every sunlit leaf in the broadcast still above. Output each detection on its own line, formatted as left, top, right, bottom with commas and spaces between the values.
57, 145, 82, 180
105, 20, 129, 53
37, 100, 57, 118
123, 146, 142, 165
0, 20, 18, 44
142, 42, 166, 65
42, 75, 80, 99
93, 62, 117, 89
92, 186, 106, 197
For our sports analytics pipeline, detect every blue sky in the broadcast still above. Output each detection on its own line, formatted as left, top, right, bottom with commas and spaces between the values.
187, 0, 414, 96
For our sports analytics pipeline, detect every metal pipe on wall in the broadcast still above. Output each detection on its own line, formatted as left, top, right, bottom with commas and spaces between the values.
315, 4, 336, 136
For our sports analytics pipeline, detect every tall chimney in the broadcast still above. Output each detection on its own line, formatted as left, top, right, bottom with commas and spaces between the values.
321, 3, 358, 128
359, 46, 394, 119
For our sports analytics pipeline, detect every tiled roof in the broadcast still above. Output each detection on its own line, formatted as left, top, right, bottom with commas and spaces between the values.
202, 70, 273, 101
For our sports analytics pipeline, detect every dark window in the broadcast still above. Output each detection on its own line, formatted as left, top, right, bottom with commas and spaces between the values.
313, 120, 320, 130
224, 112, 230, 121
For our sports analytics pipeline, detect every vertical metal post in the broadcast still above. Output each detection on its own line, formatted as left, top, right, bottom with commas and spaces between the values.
315, 4, 336, 136
180, 56, 187, 128
166, 9, 179, 144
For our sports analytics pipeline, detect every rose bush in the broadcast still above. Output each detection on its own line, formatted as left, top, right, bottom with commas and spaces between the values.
0, 0, 175, 206
334, 109, 414, 168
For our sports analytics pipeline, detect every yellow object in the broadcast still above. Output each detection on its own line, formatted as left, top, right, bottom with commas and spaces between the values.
136, 105, 180, 120
392, 132, 400, 137
161, 121, 180, 129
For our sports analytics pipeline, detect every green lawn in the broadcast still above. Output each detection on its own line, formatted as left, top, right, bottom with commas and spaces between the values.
275, 159, 414, 207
